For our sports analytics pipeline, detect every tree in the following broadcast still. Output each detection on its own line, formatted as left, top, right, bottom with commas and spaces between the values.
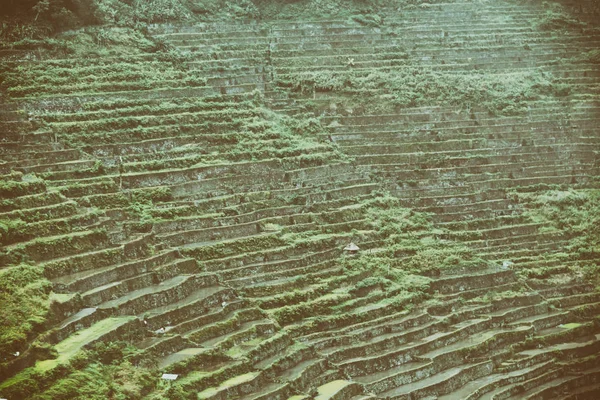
32, 0, 50, 21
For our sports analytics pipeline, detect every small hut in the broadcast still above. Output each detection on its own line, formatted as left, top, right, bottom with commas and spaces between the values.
343, 242, 360, 256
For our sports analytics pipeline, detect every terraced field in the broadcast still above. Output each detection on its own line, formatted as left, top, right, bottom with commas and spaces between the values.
1, 0, 599, 399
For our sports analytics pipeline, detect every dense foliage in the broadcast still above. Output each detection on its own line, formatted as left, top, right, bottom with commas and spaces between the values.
278, 67, 570, 116
518, 189, 600, 273
2, 0, 596, 46
0, 0, 599, 398
0, 264, 52, 356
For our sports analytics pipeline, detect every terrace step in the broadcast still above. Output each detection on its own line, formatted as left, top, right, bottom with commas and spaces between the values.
437, 360, 554, 400
560, 373, 600, 400
240, 265, 343, 298
1, 211, 102, 247
299, 303, 417, 344
96, 274, 218, 316
538, 283, 597, 299
354, 360, 433, 393
237, 382, 290, 400
48, 307, 103, 344
201, 319, 277, 351
320, 317, 442, 365
503, 369, 600, 400
0, 200, 78, 223
482, 303, 550, 324
51, 250, 179, 293
278, 357, 328, 390
338, 311, 433, 342
219, 248, 339, 283
197, 371, 265, 400
159, 218, 288, 247
18, 159, 97, 175
186, 308, 265, 344
515, 334, 600, 366
227, 260, 334, 288
558, 291, 600, 309
336, 316, 492, 377
34, 316, 140, 373
79, 256, 198, 306
169, 299, 248, 334
157, 347, 208, 370
380, 361, 494, 399
143, 284, 235, 329
315, 380, 363, 400
508, 310, 572, 332
136, 332, 192, 357
0, 191, 64, 213
429, 269, 516, 294
1, 229, 109, 266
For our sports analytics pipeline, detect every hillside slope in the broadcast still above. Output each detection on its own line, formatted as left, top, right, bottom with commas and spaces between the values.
1, 0, 600, 399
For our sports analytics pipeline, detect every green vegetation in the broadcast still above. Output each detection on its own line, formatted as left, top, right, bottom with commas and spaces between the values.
0, 218, 28, 246
278, 67, 569, 116
0, 0, 599, 398
359, 195, 487, 276
517, 189, 600, 261
1, 36, 204, 100
197, 371, 259, 399
535, 2, 587, 31
0, 264, 52, 357
571, 49, 600, 64
0, 0, 450, 44
561, 322, 583, 329
0, 175, 46, 198
315, 379, 352, 399
1, 343, 157, 400
36, 361, 155, 400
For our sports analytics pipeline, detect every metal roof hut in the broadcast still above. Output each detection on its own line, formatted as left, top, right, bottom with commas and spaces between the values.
343, 242, 360, 256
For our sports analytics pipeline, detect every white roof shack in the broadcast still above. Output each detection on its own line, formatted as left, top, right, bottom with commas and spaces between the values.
344, 242, 360, 252
161, 374, 179, 381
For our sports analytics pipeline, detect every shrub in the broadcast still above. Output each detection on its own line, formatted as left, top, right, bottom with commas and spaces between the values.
0, 178, 46, 198
0, 218, 27, 246
93, 0, 192, 24
536, 8, 585, 31
0, 264, 52, 357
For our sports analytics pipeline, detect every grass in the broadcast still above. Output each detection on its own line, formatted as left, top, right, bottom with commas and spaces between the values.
560, 323, 583, 329
175, 369, 212, 384
197, 371, 260, 399
35, 317, 137, 373
315, 379, 352, 399
0, 264, 52, 357
49, 292, 77, 303
535, 5, 586, 31
0, 0, 598, 399
516, 189, 600, 264
277, 67, 569, 116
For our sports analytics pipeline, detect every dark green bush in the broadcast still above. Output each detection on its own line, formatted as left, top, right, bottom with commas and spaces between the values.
0, 264, 52, 357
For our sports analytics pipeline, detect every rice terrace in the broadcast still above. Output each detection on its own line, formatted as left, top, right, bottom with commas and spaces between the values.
0, 0, 600, 398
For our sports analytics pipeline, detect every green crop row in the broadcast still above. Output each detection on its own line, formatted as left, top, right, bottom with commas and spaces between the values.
56, 121, 244, 146
271, 292, 352, 326
0, 212, 99, 247
79, 93, 251, 112
7, 77, 208, 98
51, 109, 258, 135
40, 99, 255, 123
0, 344, 157, 400
276, 66, 571, 116
181, 234, 287, 261
0, 178, 46, 199
517, 189, 600, 265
